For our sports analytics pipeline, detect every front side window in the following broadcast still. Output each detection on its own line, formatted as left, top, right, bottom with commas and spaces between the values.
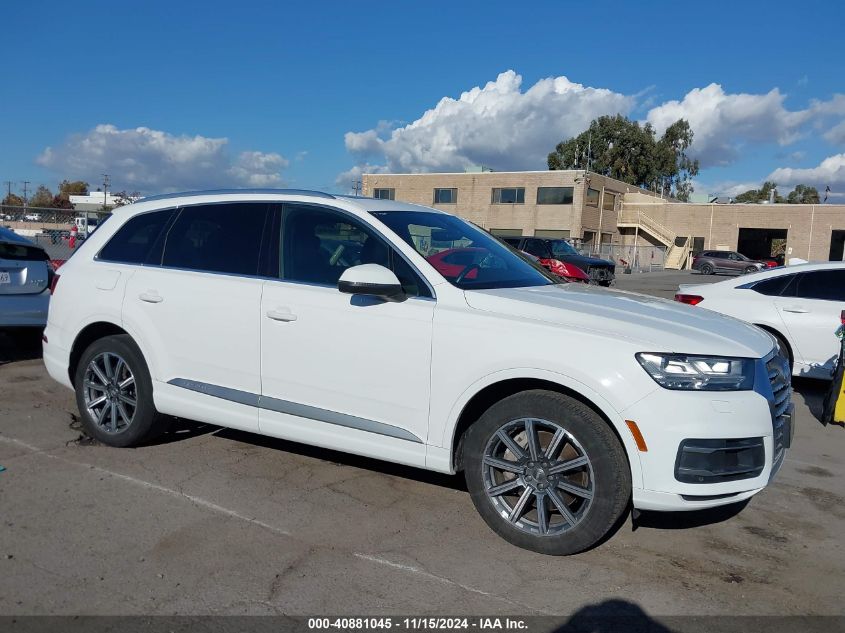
281, 205, 429, 297
537, 187, 574, 205
585, 188, 600, 207
373, 188, 395, 200
98, 209, 175, 265
162, 203, 267, 275
491, 188, 525, 204
372, 211, 555, 290
794, 270, 845, 301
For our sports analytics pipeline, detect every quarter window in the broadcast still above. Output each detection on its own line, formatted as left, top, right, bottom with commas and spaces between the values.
98, 209, 175, 265
373, 188, 395, 200
537, 187, 574, 205
751, 275, 795, 296
491, 188, 525, 204
162, 203, 267, 275
433, 188, 457, 204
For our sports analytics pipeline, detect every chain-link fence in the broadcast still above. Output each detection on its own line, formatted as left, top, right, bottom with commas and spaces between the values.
1, 205, 111, 265
593, 244, 667, 273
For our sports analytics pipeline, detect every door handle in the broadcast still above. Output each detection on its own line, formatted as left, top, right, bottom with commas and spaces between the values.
139, 292, 163, 304
266, 308, 298, 322
781, 306, 808, 314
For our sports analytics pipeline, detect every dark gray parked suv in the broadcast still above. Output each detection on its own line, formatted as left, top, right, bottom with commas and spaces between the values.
692, 250, 767, 275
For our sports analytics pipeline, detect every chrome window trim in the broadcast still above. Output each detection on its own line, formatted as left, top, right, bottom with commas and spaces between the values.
167, 378, 423, 444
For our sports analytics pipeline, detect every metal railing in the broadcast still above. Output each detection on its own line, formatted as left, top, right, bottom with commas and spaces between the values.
595, 244, 667, 273
1, 205, 111, 263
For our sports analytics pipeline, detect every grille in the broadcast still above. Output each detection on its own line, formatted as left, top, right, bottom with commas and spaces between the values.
766, 352, 791, 464
587, 266, 614, 281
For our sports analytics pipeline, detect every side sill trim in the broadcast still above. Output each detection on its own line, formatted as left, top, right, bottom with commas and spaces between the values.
167, 378, 423, 444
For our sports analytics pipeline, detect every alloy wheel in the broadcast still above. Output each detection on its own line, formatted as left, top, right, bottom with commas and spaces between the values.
481, 418, 594, 536
82, 352, 138, 434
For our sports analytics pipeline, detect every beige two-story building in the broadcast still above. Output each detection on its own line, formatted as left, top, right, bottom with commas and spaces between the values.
363, 170, 845, 268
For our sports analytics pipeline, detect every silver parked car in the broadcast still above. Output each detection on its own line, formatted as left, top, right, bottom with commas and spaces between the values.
0, 227, 52, 329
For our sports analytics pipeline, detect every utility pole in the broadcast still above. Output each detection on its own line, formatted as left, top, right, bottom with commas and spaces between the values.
352, 180, 362, 196
22, 181, 30, 208
102, 174, 110, 209
3, 181, 12, 204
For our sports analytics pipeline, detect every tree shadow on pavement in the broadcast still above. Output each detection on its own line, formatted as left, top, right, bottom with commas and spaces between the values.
556, 599, 675, 632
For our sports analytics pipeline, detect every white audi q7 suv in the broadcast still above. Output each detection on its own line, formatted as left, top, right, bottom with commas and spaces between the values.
43, 190, 793, 554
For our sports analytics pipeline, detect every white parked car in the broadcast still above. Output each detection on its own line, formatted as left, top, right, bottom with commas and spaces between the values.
676, 262, 845, 379
44, 190, 792, 554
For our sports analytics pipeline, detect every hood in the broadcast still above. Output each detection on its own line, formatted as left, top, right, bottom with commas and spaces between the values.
464, 284, 774, 358
560, 253, 615, 268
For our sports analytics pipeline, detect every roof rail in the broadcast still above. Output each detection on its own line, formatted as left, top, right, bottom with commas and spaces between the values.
139, 188, 336, 202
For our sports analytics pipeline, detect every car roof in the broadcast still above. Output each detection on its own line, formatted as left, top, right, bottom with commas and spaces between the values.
0, 226, 41, 249
128, 189, 444, 217
685, 261, 845, 291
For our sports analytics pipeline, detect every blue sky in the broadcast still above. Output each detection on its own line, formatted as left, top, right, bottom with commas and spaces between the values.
2, 0, 844, 198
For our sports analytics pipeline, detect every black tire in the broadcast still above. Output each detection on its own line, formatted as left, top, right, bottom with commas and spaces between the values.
767, 329, 794, 372
743, 265, 758, 274
74, 334, 167, 447
463, 390, 631, 555
700, 262, 714, 275
599, 280, 612, 287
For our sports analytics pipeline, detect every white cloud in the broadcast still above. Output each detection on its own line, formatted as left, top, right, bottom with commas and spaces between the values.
340, 70, 633, 177
36, 124, 288, 192
768, 153, 845, 190
645, 84, 812, 167
824, 120, 845, 145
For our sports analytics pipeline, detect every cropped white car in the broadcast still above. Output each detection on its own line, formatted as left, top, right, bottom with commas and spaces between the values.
44, 190, 792, 555
676, 262, 845, 379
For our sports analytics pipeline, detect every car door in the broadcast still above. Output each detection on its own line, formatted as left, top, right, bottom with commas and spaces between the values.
258, 203, 435, 459
122, 202, 270, 432
774, 269, 845, 375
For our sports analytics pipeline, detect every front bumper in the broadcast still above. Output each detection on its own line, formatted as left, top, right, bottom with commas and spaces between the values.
626, 349, 791, 511
587, 266, 615, 284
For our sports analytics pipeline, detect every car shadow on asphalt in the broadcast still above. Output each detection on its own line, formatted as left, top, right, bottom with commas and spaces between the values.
0, 329, 43, 365
212, 427, 468, 492
633, 500, 750, 531
792, 376, 831, 425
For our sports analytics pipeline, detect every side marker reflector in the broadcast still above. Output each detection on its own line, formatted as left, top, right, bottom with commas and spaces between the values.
625, 420, 648, 452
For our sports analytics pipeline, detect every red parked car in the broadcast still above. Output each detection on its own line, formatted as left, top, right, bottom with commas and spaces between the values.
426, 247, 590, 283
525, 253, 590, 283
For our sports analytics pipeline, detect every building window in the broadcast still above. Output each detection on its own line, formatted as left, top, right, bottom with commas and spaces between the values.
433, 188, 458, 204
585, 188, 600, 207
489, 228, 523, 237
537, 187, 574, 205
373, 188, 395, 200
491, 187, 525, 204
602, 192, 616, 211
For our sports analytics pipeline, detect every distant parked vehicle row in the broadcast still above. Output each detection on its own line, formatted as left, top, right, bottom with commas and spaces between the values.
692, 250, 770, 275
501, 236, 615, 286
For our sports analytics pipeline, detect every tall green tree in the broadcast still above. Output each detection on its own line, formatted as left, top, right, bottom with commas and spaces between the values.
786, 184, 820, 204
2, 193, 24, 207
734, 181, 784, 203
547, 114, 700, 201
58, 180, 89, 196
29, 185, 54, 208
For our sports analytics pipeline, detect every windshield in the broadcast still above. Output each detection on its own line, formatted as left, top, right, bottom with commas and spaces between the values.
549, 240, 579, 258
372, 211, 555, 290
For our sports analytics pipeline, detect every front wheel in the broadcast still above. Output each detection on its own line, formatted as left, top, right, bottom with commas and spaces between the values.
463, 390, 631, 555
743, 265, 758, 274
74, 334, 167, 447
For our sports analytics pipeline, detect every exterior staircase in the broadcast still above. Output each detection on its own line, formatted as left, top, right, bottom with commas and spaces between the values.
617, 209, 691, 270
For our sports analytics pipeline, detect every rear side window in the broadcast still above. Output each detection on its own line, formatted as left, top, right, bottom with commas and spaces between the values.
794, 270, 845, 301
98, 210, 174, 264
162, 203, 268, 276
750, 274, 795, 296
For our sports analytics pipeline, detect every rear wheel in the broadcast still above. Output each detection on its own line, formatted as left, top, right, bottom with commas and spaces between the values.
700, 262, 714, 275
74, 334, 166, 447
463, 390, 630, 555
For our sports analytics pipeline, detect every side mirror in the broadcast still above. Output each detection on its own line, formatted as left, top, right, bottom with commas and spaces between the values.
338, 264, 405, 301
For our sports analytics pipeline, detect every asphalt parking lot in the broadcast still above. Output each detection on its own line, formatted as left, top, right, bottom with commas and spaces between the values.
1, 271, 843, 617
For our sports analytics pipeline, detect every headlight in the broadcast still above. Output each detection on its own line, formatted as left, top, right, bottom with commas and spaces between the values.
636, 353, 755, 391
